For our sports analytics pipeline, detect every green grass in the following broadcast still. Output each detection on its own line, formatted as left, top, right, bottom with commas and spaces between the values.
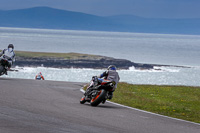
84, 83, 200, 123
15, 51, 104, 60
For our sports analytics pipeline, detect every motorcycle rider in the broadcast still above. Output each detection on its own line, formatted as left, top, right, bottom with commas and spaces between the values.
98, 65, 120, 100
35, 72, 45, 80
0, 44, 15, 75
86, 65, 120, 101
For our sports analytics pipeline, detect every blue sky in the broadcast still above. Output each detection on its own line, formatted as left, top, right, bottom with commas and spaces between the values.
0, 0, 200, 18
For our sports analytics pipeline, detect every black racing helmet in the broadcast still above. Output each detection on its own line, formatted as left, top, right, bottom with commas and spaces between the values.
8, 44, 14, 49
108, 65, 117, 70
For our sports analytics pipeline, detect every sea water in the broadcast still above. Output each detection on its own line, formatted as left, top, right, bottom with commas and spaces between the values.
3, 66, 200, 86
0, 27, 200, 86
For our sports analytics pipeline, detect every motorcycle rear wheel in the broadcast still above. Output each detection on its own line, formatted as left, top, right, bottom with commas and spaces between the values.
0, 65, 4, 76
90, 89, 107, 107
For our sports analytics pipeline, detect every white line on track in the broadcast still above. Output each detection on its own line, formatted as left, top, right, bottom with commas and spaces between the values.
80, 88, 200, 126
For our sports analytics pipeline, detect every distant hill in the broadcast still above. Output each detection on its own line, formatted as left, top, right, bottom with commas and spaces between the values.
107, 15, 200, 34
0, 7, 200, 35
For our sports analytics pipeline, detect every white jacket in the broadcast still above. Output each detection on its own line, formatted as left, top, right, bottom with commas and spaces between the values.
0, 48, 15, 65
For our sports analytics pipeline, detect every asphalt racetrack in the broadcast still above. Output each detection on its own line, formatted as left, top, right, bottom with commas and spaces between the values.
0, 77, 199, 133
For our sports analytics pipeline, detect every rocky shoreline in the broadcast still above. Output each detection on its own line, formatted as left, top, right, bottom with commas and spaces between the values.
12, 51, 189, 70
13, 56, 157, 69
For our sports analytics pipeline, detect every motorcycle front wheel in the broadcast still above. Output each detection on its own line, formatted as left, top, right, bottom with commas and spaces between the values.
80, 96, 87, 104
90, 89, 107, 107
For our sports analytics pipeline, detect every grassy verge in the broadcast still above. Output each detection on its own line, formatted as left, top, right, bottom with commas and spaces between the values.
15, 51, 104, 60
84, 83, 200, 123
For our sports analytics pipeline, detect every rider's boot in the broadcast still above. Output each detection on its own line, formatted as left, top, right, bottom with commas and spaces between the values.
5, 67, 10, 75
102, 99, 106, 104
108, 92, 113, 100
4, 69, 8, 75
